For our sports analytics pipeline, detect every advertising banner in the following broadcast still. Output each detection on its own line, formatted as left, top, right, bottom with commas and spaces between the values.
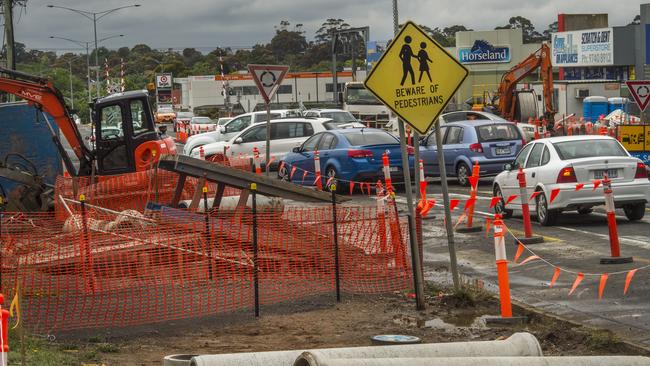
458, 40, 511, 64
551, 28, 613, 67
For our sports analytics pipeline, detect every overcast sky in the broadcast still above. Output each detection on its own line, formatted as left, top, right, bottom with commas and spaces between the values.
13, 0, 646, 52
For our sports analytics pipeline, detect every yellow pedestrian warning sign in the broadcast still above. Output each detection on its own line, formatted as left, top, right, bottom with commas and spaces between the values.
620, 125, 645, 152
364, 21, 469, 135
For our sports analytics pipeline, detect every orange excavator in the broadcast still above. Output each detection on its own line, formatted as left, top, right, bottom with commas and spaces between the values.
0, 66, 176, 177
496, 43, 555, 123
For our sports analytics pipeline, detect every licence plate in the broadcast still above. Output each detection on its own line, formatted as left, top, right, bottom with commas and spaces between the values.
594, 169, 618, 179
390, 166, 399, 172
495, 147, 510, 155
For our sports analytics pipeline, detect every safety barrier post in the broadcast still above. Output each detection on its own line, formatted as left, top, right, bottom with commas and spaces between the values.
457, 161, 483, 233
0, 294, 7, 366
199, 146, 205, 161
514, 168, 544, 244
600, 175, 633, 264
203, 185, 214, 280
314, 150, 322, 191
382, 151, 393, 192
251, 183, 260, 317
485, 214, 526, 326
534, 118, 540, 140
389, 192, 406, 268
253, 147, 262, 175
377, 196, 387, 253
330, 184, 341, 302
79, 195, 96, 294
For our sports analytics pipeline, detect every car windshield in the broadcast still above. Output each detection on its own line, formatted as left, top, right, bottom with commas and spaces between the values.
320, 111, 357, 123
345, 87, 383, 105
553, 139, 628, 160
192, 117, 213, 125
342, 130, 398, 146
475, 124, 520, 142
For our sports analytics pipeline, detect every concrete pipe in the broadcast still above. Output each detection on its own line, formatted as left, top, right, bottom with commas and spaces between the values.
296, 354, 650, 366
178, 196, 284, 213
190, 333, 542, 366
164, 354, 198, 366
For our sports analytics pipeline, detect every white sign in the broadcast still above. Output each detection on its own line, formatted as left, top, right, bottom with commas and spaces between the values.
156, 73, 173, 89
551, 28, 613, 67
247, 64, 289, 104
626, 80, 650, 112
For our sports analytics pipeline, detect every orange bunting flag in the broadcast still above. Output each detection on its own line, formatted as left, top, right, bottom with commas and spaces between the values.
489, 197, 500, 209
505, 194, 519, 206
349, 181, 355, 195
469, 176, 479, 190
365, 182, 371, 196
513, 243, 525, 263
485, 218, 492, 238
290, 166, 297, 180
568, 272, 584, 296
278, 161, 285, 174
326, 176, 335, 187
454, 213, 467, 229
598, 273, 609, 300
549, 267, 561, 288
518, 255, 540, 266
624, 269, 638, 295
463, 197, 476, 212
360, 182, 365, 195
266, 156, 276, 169
450, 199, 460, 210
575, 183, 585, 191
301, 170, 308, 184
529, 191, 541, 201
417, 199, 435, 217
549, 188, 560, 204
592, 179, 601, 191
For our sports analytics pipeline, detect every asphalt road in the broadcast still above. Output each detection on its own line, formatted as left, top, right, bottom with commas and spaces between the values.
399, 179, 650, 348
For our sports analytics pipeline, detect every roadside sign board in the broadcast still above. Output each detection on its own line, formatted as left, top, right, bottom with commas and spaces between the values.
626, 80, 650, 112
156, 73, 172, 90
248, 64, 289, 104
619, 125, 645, 151
364, 21, 469, 134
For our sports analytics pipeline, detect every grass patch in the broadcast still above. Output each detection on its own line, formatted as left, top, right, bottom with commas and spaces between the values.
96, 342, 119, 353
585, 329, 622, 351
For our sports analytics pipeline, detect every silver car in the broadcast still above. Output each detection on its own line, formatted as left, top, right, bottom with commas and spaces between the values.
493, 136, 650, 226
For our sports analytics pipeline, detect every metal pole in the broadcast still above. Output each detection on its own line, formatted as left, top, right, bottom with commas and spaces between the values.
331, 185, 341, 302
251, 183, 260, 317
331, 33, 338, 105
202, 186, 212, 279
4, 0, 15, 71
0, 196, 4, 293
93, 13, 100, 99
69, 61, 74, 110
435, 123, 460, 289
265, 103, 271, 176
393, 0, 425, 310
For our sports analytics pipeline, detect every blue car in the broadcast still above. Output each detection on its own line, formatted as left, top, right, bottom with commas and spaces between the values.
278, 128, 415, 192
420, 120, 524, 186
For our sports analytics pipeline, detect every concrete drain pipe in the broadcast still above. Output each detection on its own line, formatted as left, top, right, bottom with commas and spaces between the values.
294, 354, 650, 366
187, 332, 542, 366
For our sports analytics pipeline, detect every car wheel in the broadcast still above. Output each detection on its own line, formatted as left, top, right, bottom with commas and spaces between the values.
326, 166, 340, 193
493, 185, 513, 219
536, 190, 559, 226
623, 203, 645, 221
278, 162, 289, 181
577, 208, 593, 215
456, 162, 470, 186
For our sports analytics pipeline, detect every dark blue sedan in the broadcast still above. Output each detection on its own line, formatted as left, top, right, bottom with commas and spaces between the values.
278, 128, 414, 192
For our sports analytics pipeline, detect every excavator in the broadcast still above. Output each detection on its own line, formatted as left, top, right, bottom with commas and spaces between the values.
0, 67, 176, 210
481, 43, 555, 123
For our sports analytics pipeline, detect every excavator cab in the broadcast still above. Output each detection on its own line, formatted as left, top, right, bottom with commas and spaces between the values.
93, 90, 176, 175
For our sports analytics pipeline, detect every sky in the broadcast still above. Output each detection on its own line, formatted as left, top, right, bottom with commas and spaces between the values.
12, 0, 647, 53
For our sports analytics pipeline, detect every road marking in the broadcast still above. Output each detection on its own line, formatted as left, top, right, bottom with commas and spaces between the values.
556, 225, 650, 250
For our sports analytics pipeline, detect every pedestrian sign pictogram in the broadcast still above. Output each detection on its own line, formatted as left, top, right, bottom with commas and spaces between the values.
626, 80, 650, 112
248, 64, 290, 104
364, 21, 469, 134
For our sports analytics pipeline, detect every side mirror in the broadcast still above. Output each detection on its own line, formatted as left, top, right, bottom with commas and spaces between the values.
158, 125, 167, 135
234, 137, 243, 144
504, 163, 513, 171
292, 146, 301, 153
219, 126, 226, 133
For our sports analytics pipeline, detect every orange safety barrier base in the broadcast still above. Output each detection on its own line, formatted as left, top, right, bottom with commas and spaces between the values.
1, 197, 410, 332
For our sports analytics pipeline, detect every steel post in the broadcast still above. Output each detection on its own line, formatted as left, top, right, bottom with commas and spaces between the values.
331, 185, 341, 302
251, 183, 260, 316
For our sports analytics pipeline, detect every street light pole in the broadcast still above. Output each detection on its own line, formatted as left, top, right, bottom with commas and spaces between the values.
93, 13, 99, 98
68, 60, 74, 110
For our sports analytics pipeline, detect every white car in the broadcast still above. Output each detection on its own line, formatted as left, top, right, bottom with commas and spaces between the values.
182, 109, 300, 155
193, 118, 331, 170
493, 136, 650, 226
438, 111, 536, 142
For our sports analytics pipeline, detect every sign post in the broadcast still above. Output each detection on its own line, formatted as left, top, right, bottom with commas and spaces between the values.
248, 64, 289, 176
364, 21, 469, 300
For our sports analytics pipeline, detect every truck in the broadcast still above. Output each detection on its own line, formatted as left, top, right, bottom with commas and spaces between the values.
342, 82, 397, 131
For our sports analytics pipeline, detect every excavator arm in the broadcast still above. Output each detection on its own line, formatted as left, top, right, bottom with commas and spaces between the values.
0, 67, 92, 176
497, 43, 555, 122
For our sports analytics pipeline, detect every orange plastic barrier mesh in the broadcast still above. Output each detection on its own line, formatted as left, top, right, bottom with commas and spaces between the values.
0, 201, 411, 332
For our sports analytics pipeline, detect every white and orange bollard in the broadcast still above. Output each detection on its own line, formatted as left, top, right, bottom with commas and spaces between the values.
253, 147, 262, 175
377, 196, 387, 253
198, 146, 205, 161
416, 160, 435, 216
515, 168, 544, 244
600, 174, 633, 264
314, 150, 322, 190
382, 151, 393, 192
533, 118, 541, 140
457, 161, 482, 233
0, 294, 7, 366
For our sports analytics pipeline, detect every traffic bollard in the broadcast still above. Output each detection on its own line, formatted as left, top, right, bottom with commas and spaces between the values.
253, 147, 262, 175
485, 215, 526, 326
0, 294, 7, 366
314, 150, 323, 191
514, 168, 544, 244
457, 161, 483, 233
382, 151, 393, 192
533, 118, 540, 140
600, 175, 633, 264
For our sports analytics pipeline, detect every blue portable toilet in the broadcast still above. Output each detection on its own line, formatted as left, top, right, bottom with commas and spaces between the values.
608, 97, 628, 113
583, 96, 608, 122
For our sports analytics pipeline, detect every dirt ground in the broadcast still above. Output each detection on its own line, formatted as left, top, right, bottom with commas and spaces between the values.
16, 283, 647, 366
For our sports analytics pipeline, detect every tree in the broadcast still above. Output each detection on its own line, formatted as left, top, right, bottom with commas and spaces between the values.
630, 15, 641, 25
419, 25, 453, 47
270, 22, 307, 63
443, 25, 472, 39
182, 48, 203, 67
495, 16, 543, 43
542, 21, 558, 41
315, 18, 350, 44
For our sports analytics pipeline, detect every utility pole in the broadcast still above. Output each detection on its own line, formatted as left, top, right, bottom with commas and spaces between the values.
3, 0, 15, 71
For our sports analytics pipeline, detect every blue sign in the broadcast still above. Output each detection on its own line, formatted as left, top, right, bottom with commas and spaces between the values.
458, 40, 510, 64
631, 152, 650, 166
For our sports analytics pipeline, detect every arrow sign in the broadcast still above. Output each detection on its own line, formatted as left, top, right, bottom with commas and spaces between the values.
626, 80, 650, 112
248, 64, 289, 104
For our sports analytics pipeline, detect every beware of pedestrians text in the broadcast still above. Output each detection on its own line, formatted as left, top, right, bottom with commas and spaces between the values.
364, 21, 468, 134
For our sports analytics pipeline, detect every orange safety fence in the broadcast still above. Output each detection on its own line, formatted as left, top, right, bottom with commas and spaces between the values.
0, 200, 411, 332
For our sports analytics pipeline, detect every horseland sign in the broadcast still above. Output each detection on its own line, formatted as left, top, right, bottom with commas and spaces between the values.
458, 40, 511, 64
551, 28, 613, 67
